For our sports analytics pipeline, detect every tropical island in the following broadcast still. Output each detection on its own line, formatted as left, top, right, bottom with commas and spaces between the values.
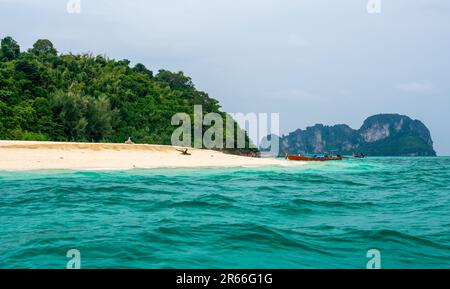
266, 114, 436, 157
0, 37, 255, 154
0, 36, 280, 170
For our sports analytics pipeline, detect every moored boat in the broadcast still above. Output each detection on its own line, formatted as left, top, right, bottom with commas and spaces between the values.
353, 152, 365, 159
285, 153, 343, 162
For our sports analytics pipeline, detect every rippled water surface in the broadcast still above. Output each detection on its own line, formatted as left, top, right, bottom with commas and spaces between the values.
0, 157, 449, 268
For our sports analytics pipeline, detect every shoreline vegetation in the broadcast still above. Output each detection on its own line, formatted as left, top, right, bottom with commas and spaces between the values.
0, 140, 285, 171
0, 37, 257, 156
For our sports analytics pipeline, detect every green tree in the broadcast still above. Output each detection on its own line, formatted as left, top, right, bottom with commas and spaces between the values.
30, 39, 57, 56
133, 63, 153, 78
50, 90, 86, 141
1, 36, 20, 61
85, 95, 117, 142
155, 70, 194, 91
33, 97, 54, 136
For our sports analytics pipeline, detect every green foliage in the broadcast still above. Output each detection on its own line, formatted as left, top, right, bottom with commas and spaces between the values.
85, 95, 117, 142
359, 136, 436, 156
1, 36, 20, 61
0, 36, 257, 154
50, 90, 87, 141
133, 63, 153, 78
29, 39, 58, 56
8, 129, 49, 141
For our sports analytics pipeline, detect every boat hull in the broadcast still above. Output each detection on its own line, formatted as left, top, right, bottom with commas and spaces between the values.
285, 153, 342, 162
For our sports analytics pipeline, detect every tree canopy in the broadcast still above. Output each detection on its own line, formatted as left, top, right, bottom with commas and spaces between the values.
1, 37, 20, 61
29, 39, 58, 56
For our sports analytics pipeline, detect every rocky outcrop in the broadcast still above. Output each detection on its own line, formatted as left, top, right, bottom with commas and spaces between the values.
264, 114, 436, 156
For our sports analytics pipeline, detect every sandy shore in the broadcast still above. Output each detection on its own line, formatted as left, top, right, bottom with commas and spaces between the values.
0, 140, 286, 171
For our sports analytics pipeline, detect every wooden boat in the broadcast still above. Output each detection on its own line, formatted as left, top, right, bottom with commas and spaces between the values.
285, 153, 343, 162
352, 153, 365, 159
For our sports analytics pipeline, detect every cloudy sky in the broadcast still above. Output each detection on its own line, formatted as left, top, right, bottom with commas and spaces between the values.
1, 0, 449, 154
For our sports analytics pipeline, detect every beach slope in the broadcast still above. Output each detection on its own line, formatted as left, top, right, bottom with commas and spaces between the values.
0, 141, 284, 171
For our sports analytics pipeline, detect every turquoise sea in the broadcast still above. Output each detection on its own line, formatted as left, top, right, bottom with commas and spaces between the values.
0, 157, 449, 268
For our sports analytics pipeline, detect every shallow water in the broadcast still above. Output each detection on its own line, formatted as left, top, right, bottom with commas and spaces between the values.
0, 157, 449, 268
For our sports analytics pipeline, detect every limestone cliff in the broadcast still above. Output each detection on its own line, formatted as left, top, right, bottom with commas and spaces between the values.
265, 114, 436, 156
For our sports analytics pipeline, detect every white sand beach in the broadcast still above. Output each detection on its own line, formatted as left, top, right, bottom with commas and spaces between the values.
0, 140, 286, 171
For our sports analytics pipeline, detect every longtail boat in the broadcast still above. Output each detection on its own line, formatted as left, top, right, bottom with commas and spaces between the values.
285, 153, 343, 162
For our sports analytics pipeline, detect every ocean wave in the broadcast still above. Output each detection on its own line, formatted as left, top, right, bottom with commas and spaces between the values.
0, 157, 449, 268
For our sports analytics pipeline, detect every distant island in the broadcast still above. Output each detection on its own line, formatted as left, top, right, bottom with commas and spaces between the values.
264, 114, 436, 157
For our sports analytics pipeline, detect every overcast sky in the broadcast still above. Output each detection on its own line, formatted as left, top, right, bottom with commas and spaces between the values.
1, 0, 449, 155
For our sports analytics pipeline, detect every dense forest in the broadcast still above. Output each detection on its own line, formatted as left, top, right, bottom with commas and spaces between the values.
0, 37, 256, 155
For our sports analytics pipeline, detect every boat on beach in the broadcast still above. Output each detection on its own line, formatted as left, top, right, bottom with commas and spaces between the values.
285, 152, 343, 162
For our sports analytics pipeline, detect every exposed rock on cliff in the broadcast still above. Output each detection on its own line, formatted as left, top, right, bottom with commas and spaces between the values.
265, 114, 436, 156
